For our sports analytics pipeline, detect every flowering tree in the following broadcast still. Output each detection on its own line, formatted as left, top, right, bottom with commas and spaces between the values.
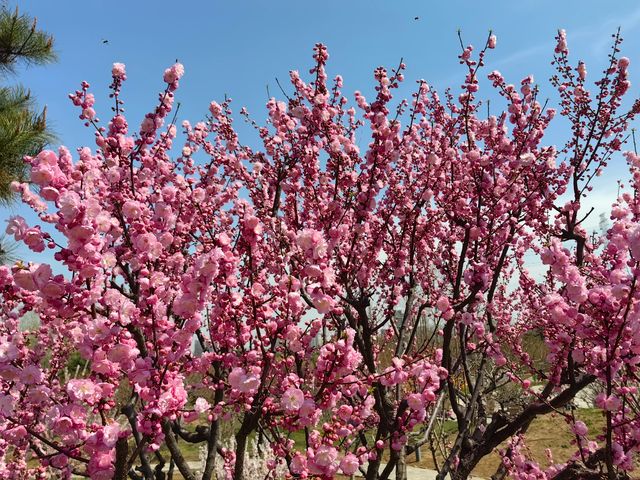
2, 29, 640, 480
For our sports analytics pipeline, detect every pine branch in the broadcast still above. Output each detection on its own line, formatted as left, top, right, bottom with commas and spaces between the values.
0, 84, 54, 202
0, 6, 56, 75
0, 234, 17, 265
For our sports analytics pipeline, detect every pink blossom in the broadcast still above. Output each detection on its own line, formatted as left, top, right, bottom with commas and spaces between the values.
4, 425, 27, 443
573, 421, 588, 436
228, 367, 260, 394
135, 232, 162, 259
340, 453, 360, 475
577, 62, 587, 81
407, 393, 425, 411
102, 423, 121, 448
619, 57, 630, 69
13, 263, 51, 292
13, 268, 37, 291
555, 29, 568, 54
596, 393, 622, 412
163, 63, 185, 83
5, 215, 27, 240
67, 379, 101, 404
630, 225, 640, 259
381, 358, 409, 387
299, 398, 317, 420
0, 394, 15, 416
209, 101, 222, 116
337, 404, 353, 421
312, 293, 335, 314
50, 454, 68, 469
30, 163, 54, 185
290, 454, 307, 475
436, 296, 450, 312
58, 191, 82, 219
19, 365, 42, 384
309, 445, 338, 476
243, 215, 263, 237
297, 229, 328, 259
22, 228, 45, 252
122, 200, 143, 219
112, 62, 126, 79
107, 343, 138, 366
282, 387, 305, 413
519, 152, 536, 166
194, 397, 210, 413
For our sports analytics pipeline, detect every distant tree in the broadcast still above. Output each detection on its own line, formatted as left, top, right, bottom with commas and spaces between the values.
599, 211, 611, 235
0, 5, 55, 263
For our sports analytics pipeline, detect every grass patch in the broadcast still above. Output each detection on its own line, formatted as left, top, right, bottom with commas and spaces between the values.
409, 408, 606, 478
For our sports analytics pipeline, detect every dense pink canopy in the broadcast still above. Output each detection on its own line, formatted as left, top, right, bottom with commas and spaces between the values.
2, 30, 640, 480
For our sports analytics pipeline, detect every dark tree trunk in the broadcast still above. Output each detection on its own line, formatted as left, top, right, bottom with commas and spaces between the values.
234, 432, 248, 480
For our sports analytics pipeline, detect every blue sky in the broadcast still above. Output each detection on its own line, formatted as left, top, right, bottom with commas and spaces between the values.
4, 0, 640, 266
